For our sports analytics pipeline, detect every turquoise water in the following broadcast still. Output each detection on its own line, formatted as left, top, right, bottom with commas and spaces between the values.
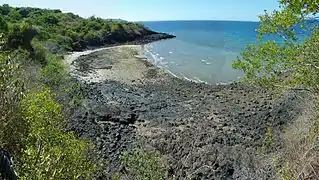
142, 20, 313, 84
142, 21, 261, 84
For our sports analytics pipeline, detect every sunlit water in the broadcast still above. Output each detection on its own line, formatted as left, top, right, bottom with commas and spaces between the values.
142, 20, 312, 84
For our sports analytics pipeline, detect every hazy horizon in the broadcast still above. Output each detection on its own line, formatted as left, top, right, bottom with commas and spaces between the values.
0, 0, 279, 22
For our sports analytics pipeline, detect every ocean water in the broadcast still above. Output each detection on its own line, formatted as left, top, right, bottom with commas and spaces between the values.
142, 20, 314, 84
142, 20, 262, 84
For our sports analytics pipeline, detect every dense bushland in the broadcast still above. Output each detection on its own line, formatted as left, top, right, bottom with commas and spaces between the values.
0, 4, 159, 179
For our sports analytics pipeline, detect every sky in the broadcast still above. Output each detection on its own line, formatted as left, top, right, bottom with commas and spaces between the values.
0, 0, 280, 22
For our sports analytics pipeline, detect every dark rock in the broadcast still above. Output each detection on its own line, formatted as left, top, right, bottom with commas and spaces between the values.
67, 57, 307, 179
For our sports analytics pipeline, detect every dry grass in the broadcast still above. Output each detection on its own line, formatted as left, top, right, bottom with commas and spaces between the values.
274, 93, 319, 180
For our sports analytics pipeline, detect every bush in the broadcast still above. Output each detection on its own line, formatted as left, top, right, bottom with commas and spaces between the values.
32, 40, 48, 65
41, 54, 67, 87
232, 1, 319, 178
18, 89, 95, 179
120, 150, 166, 180
17, 8, 30, 18
7, 22, 39, 51
0, 49, 26, 156
0, 16, 8, 32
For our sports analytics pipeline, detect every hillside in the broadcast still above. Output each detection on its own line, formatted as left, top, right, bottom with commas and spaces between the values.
0, 4, 175, 179
0, 4, 174, 52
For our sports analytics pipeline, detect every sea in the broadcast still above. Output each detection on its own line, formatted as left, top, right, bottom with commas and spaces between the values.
142, 20, 312, 85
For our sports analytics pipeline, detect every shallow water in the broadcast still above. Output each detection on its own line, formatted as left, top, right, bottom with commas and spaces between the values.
141, 21, 261, 84
142, 20, 311, 84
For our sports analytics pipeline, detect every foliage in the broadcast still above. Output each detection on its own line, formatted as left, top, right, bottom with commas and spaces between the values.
6, 20, 39, 53
0, 35, 27, 156
2, 4, 150, 52
0, 3, 158, 179
0, 4, 103, 178
31, 40, 48, 65
0, 4, 11, 15
0, 16, 8, 32
41, 54, 67, 86
19, 89, 95, 179
120, 150, 166, 180
232, 0, 319, 92
232, 1, 319, 179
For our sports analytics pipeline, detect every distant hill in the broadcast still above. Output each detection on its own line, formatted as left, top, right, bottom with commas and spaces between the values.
0, 4, 174, 52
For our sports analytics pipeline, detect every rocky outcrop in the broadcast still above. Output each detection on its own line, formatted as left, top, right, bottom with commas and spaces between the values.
67, 63, 309, 179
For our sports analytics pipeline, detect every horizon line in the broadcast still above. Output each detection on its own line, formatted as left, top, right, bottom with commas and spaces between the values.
134, 19, 260, 23
3, 4, 261, 23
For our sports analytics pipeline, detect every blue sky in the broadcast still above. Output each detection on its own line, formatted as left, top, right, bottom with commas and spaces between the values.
1, 0, 280, 21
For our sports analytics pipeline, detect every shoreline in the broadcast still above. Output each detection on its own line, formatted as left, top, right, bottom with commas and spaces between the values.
65, 44, 309, 179
65, 44, 238, 86
65, 45, 168, 84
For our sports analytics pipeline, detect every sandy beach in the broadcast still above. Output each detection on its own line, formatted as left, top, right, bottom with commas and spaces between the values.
65, 45, 167, 84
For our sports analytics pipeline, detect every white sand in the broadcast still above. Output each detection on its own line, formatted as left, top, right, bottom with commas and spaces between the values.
64, 45, 159, 84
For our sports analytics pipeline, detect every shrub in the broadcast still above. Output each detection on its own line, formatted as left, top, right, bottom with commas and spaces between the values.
17, 8, 30, 18
0, 47, 26, 156
120, 149, 166, 180
231, 1, 319, 179
41, 54, 67, 87
32, 40, 48, 65
18, 89, 95, 179
0, 16, 8, 32
0, 4, 11, 16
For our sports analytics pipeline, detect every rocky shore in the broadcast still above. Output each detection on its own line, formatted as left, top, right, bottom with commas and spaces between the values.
65, 44, 312, 179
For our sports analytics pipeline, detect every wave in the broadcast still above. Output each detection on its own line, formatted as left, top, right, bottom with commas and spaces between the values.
165, 69, 180, 78
179, 73, 210, 84
143, 45, 169, 67
182, 75, 194, 82
216, 80, 238, 85
200, 59, 212, 65
193, 77, 208, 84
143, 43, 239, 86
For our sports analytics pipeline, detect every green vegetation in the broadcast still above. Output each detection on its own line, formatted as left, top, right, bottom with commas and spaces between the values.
233, 0, 319, 92
120, 150, 166, 180
0, 35, 95, 179
233, 0, 319, 179
1, 4, 152, 52
0, 38, 26, 156
0, 3, 158, 179
0, 3, 148, 179
19, 89, 95, 179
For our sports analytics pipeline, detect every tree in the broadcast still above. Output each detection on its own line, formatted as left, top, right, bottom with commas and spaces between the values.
232, 1, 319, 179
17, 8, 30, 18
232, 0, 319, 92
0, 16, 8, 32
43, 14, 59, 25
0, 4, 10, 15
7, 22, 39, 51
7, 9, 22, 22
